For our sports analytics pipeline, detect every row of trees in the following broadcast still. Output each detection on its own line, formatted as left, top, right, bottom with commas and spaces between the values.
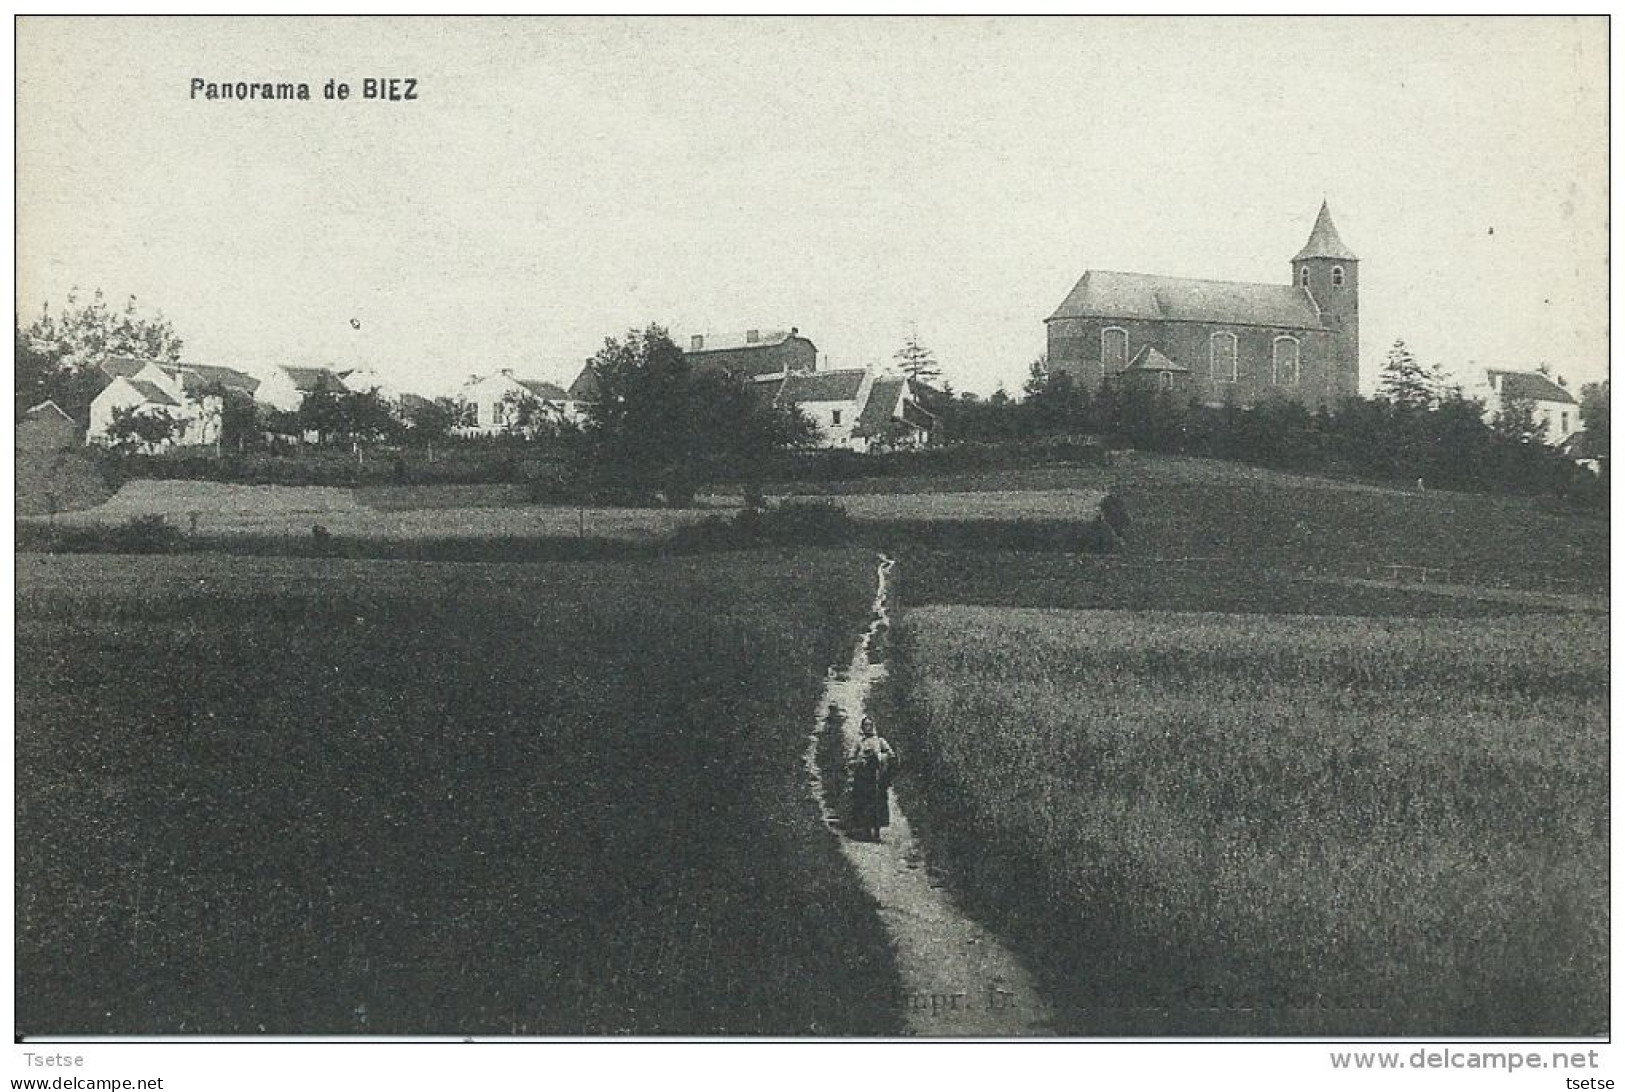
922, 340, 1606, 499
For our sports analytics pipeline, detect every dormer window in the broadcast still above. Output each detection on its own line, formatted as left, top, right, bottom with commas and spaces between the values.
1298, 267, 1310, 288
1331, 266, 1346, 288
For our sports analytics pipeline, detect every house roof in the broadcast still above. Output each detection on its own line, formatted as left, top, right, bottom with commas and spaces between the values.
96, 356, 152, 380
125, 379, 179, 406
1126, 345, 1191, 373
1293, 201, 1359, 262
1047, 270, 1327, 330
779, 369, 867, 403
515, 378, 570, 401
24, 399, 75, 422
1488, 369, 1577, 405
1562, 430, 1605, 459
279, 365, 346, 393
158, 363, 261, 397
686, 329, 804, 354
853, 378, 904, 437
567, 364, 600, 401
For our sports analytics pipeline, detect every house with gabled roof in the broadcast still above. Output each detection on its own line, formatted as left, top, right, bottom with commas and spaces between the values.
17, 400, 82, 453
752, 368, 935, 452
1046, 202, 1360, 409
852, 376, 937, 450
254, 364, 350, 412
1475, 368, 1580, 446
459, 369, 574, 435
86, 359, 263, 448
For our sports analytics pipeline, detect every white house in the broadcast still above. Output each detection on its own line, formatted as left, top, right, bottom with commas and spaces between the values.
254, 364, 349, 412
754, 368, 936, 452
1475, 368, 1580, 446
458, 370, 573, 435
339, 367, 399, 400
87, 361, 259, 449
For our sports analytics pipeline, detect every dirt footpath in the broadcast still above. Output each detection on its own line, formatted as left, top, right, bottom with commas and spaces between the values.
806, 557, 1054, 1037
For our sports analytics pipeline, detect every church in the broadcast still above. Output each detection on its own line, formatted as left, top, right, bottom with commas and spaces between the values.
1044, 202, 1360, 410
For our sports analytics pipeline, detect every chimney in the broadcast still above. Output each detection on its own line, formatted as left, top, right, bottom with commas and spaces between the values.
691, 335, 704, 351
746, 329, 760, 343
790, 327, 798, 336
500, 368, 513, 377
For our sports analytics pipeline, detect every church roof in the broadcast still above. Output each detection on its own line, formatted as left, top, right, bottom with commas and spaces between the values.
1047, 270, 1326, 330
1125, 346, 1191, 373
1293, 201, 1358, 262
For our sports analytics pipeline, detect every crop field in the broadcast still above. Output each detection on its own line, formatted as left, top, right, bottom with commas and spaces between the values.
15, 549, 901, 1036
815, 488, 1105, 523
884, 605, 1608, 1036
27, 480, 708, 541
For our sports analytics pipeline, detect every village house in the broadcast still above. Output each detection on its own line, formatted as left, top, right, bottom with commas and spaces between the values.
753, 368, 936, 452
685, 327, 817, 378
566, 326, 935, 451
16, 400, 82, 453
87, 361, 259, 449
1473, 368, 1580, 447
1045, 202, 1361, 410
253, 364, 350, 412
458, 370, 574, 435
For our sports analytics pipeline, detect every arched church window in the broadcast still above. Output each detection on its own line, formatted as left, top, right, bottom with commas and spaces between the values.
1331, 266, 1346, 288
1210, 332, 1238, 383
1101, 327, 1128, 373
1299, 267, 1310, 288
1273, 336, 1300, 385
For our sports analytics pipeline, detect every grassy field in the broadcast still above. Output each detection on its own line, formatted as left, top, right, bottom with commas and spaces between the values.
15, 550, 901, 1036
31, 480, 707, 541
882, 605, 1608, 1036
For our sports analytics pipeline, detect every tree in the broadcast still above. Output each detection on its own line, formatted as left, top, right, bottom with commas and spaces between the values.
1491, 395, 1541, 445
15, 325, 57, 418
1580, 380, 1609, 456
104, 405, 181, 452
289, 386, 401, 445
405, 397, 460, 442
21, 289, 185, 416
1376, 339, 1442, 412
583, 324, 815, 502
1022, 355, 1050, 399
893, 331, 942, 384
497, 390, 555, 438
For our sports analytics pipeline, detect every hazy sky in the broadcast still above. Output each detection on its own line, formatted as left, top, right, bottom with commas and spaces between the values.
16, 16, 1609, 398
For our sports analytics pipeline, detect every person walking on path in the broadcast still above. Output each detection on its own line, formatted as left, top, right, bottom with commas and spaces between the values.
848, 716, 898, 842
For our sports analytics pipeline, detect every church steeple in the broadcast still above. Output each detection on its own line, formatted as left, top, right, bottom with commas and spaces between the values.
1294, 200, 1358, 262
1291, 202, 1360, 406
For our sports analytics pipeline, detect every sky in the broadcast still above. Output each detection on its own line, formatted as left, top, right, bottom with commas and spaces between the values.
15, 16, 1610, 399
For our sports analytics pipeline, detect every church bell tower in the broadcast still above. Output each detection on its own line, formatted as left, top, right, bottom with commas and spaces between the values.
1291, 201, 1360, 402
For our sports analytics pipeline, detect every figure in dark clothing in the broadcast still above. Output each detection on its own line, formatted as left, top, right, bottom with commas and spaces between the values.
1100, 487, 1129, 543
847, 717, 898, 842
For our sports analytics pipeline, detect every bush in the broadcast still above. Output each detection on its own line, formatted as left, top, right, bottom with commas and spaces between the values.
667, 500, 857, 553
20, 514, 186, 555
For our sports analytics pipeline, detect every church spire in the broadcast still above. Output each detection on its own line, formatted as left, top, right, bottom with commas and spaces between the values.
1293, 201, 1358, 262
